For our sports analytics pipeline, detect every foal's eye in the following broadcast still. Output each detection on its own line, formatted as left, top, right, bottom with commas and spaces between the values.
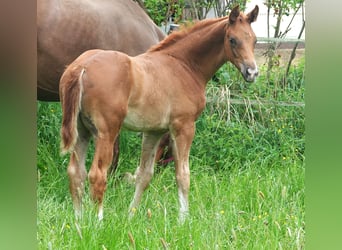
229, 38, 237, 46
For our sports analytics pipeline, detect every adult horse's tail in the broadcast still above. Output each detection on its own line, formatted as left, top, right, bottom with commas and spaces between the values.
59, 66, 84, 155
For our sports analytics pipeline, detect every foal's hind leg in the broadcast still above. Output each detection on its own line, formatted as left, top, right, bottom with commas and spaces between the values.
128, 132, 163, 217
67, 124, 90, 219
88, 131, 118, 220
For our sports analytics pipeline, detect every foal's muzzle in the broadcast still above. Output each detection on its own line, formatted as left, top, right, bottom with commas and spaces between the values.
241, 63, 259, 82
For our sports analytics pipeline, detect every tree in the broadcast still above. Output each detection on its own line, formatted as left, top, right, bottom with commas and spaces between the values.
264, 0, 305, 87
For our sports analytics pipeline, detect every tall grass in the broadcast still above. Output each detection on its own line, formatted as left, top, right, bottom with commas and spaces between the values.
37, 59, 305, 249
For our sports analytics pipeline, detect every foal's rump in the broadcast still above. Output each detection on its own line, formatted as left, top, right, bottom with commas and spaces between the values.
59, 49, 133, 153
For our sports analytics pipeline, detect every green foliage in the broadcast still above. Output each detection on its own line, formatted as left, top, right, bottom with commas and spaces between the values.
144, 0, 252, 24
144, 0, 185, 25
266, 0, 305, 17
37, 57, 305, 248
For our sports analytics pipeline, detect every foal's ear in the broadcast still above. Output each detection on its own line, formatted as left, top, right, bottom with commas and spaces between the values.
229, 5, 240, 25
247, 5, 259, 23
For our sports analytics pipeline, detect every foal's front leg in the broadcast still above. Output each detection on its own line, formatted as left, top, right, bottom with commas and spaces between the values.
128, 132, 163, 217
171, 122, 195, 223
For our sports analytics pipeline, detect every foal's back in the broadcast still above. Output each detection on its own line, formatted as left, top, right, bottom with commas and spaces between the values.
62, 49, 206, 134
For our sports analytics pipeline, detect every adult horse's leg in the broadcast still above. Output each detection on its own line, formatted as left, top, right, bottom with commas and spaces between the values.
67, 122, 91, 219
171, 121, 195, 223
88, 129, 118, 220
155, 133, 174, 166
128, 132, 163, 217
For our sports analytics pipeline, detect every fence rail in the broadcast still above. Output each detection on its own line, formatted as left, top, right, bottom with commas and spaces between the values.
207, 97, 305, 107
256, 37, 305, 43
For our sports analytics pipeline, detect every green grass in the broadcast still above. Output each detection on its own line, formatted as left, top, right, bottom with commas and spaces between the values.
38, 164, 304, 249
37, 60, 305, 249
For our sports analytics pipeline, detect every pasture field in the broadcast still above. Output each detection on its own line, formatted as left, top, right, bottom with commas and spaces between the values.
37, 60, 305, 249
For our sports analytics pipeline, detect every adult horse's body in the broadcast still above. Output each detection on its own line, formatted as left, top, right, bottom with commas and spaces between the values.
60, 5, 259, 221
37, 0, 165, 101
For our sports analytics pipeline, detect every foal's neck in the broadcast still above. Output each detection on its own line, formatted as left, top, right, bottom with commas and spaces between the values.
166, 18, 229, 84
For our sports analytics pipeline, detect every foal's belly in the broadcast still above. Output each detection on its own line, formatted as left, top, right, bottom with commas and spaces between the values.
123, 108, 170, 132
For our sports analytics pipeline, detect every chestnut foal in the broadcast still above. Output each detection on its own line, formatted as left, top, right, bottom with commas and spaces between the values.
60, 5, 259, 222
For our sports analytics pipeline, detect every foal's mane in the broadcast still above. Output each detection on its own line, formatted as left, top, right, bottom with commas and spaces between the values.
148, 17, 228, 52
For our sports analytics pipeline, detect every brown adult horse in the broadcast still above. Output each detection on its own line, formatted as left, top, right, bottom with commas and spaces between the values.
37, 0, 165, 101
37, 0, 170, 172
60, 5, 259, 222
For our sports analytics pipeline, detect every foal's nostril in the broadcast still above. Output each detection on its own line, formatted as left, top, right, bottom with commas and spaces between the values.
247, 67, 258, 77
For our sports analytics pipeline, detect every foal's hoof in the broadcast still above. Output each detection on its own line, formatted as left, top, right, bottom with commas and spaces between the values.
98, 209, 104, 221
128, 207, 137, 220
74, 210, 82, 220
179, 211, 189, 224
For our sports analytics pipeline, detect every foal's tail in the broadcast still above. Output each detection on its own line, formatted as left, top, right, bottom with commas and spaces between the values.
59, 66, 85, 155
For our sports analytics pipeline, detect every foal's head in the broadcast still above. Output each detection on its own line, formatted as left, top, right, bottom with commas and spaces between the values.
224, 5, 259, 82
